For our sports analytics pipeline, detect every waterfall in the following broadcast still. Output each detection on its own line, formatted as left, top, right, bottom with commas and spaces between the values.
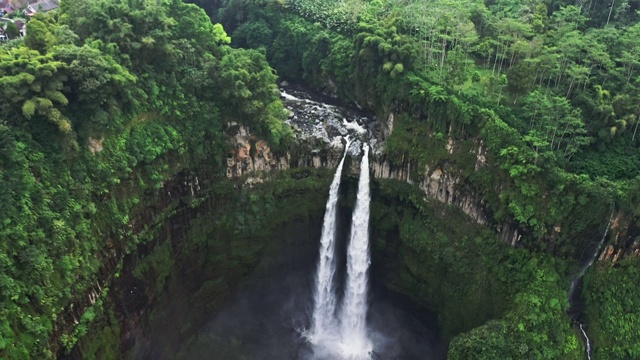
569, 206, 614, 360
338, 143, 373, 359
579, 323, 592, 360
308, 137, 352, 344
571, 207, 614, 293
306, 141, 373, 359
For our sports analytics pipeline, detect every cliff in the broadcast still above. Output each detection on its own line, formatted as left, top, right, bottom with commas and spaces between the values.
224, 87, 638, 262
225, 88, 522, 246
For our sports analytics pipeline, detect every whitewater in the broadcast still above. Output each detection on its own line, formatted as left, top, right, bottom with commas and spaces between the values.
307, 137, 352, 345
307, 141, 373, 360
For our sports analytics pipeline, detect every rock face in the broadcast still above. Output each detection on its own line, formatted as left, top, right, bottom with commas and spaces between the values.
226, 87, 498, 237
370, 160, 488, 225
226, 125, 291, 179
225, 87, 372, 181
226, 87, 640, 258
598, 212, 640, 263
367, 144, 525, 245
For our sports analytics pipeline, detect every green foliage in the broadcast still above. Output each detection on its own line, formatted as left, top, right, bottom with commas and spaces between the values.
218, 0, 640, 178
0, 47, 72, 135
385, 113, 447, 172
25, 19, 55, 54
585, 258, 640, 359
288, 0, 362, 31
520, 89, 591, 160
74, 305, 120, 360
351, 16, 415, 107
0, 1, 292, 357
216, 47, 293, 145
1, 0, 639, 357
54, 43, 138, 136
232, 19, 273, 49
133, 241, 174, 296
4, 22, 20, 39
569, 139, 640, 180
208, 4, 640, 357
372, 179, 579, 355
449, 264, 582, 359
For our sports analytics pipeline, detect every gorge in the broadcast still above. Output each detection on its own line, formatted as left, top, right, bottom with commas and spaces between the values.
121, 88, 445, 360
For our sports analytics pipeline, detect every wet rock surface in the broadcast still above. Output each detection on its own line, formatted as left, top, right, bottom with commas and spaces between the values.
225, 85, 498, 240
280, 86, 376, 156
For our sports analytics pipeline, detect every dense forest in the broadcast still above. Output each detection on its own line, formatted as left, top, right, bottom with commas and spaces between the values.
0, 0, 291, 357
1, 0, 639, 358
202, 0, 640, 228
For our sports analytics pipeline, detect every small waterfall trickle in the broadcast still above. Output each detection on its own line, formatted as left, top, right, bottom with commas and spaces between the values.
308, 137, 352, 345
569, 206, 614, 360
578, 323, 592, 360
338, 143, 373, 359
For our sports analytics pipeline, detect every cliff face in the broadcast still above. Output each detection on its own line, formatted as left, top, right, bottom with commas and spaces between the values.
225, 124, 341, 179
226, 87, 638, 261
369, 139, 524, 247
370, 160, 488, 225
599, 212, 640, 262
225, 87, 523, 247
227, 123, 489, 224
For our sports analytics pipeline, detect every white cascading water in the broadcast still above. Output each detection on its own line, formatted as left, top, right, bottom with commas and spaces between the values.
579, 323, 592, 360
338, 143, 373, 359
308, 137, 352, 345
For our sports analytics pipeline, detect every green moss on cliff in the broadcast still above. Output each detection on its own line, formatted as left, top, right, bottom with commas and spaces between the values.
101, 168, 332, 358
0, 0, 295, 356
68, 302, 120, 360
585, 258, 640, 359
370, 179, 581, 357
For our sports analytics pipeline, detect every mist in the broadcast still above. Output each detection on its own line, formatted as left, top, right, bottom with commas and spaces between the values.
151, 238, 444, 360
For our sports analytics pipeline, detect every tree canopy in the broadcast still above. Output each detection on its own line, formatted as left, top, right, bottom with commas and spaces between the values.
0, 1, 292, 358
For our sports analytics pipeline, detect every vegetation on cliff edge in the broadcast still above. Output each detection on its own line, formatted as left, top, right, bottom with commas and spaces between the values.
197, 0, 640, 356
0, 0, 291, 357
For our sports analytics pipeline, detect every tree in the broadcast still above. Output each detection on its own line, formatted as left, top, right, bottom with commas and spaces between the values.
232, 19, 273, 49
449, 263, 582, 359
586, 259, 640, 359
55, 43, 138, 135
25, 19, 55, 53
507, 62, 535, 102
532, 3, 548, 34
615, 23, 640, 85
0, 47, 71, 134
4, 22, 20, 39
214, 47, 292, 144
522, 89, 591, 159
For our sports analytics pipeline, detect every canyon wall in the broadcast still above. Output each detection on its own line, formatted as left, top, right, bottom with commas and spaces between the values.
226, 89, 638, 261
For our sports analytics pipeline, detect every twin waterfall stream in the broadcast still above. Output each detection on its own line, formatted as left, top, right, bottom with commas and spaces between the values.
136, 88, 441, 359
307, 140, 373, 360
279, 87, 440, 359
